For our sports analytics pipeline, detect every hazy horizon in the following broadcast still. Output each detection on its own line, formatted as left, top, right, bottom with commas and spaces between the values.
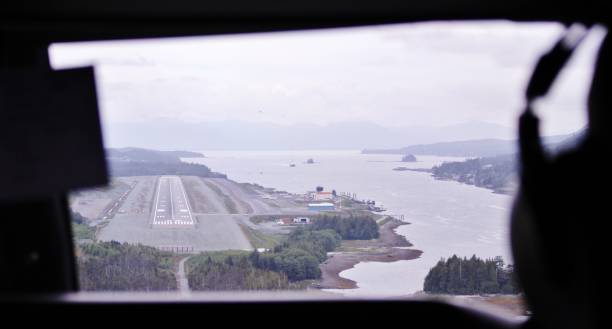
49, 21, 606, 150
102, 119, 580, 152
104, 119, 521, 151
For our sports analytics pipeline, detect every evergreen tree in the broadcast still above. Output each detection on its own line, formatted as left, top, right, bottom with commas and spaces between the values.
423, 255, 520, 295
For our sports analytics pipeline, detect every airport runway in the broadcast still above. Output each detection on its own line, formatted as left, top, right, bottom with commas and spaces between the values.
98, 176, 256, 251
152, 176, 194, 227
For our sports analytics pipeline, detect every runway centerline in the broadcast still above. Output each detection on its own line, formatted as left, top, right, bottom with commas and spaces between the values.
152, 176, 195, 227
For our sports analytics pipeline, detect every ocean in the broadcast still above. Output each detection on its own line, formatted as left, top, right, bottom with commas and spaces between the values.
187, 150, 513, 297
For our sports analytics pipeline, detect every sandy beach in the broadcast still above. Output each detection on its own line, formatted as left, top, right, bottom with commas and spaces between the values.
317, 218, 423, 289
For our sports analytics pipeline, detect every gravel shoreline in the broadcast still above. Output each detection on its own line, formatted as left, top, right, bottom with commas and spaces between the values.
316, 218, 423, 289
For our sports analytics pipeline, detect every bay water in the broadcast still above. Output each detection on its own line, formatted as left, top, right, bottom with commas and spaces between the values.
188, 150, 513, 296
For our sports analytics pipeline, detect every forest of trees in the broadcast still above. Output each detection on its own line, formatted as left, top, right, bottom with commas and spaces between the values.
106, 148, 203, 163
254, 228, 341, 280
108, 160, 226, 178
78, 241, 177, 291
188, 252, 293, 290
186, 215, 379, 289
423, 255, 519, 295
431, 155, 517, 194
187, 228, 342, 289
106, 147, 225, 177
311, 214, 379, 240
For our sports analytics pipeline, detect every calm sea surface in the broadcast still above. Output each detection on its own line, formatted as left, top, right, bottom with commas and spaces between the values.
187, 150, 513, 296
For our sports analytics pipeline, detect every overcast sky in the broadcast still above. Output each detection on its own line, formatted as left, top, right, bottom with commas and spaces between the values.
50, 21, 606, 138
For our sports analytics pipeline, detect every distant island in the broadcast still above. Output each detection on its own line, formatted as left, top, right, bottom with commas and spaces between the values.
106, 147, 224, 178
384, 130, 585, 194
401, 154, 417, 162
393, 167, 431, 172
427, 132, 585, 194
381, 138, 518, 193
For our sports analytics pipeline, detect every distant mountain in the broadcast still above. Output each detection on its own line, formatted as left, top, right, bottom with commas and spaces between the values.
103, 119, 514, 151
364, 139, 517, 157
363, 134, 571, 158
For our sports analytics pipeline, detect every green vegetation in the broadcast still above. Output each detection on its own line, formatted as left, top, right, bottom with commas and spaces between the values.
72, 223, 96, 240
109, 160, 226, 178
424, 255, 519, 295
107, 147, 223, 177
432, 155, 517, 194
239, 224, 285, 250
252, 228, 341, 281
188, 213, 380, 288
71, 211, 96, 241
249, 214, 279, 224
187, 251, 296, 290
187, 228, 342, 288
376, 216, 393, 227
311, 213, 379, 240
78, 241, 177, 291
106, 147, 203, 163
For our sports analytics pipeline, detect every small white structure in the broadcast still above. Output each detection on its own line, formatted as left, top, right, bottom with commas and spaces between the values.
293, 217, 311, 224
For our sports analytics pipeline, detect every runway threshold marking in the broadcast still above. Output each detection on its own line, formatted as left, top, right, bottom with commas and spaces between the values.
152, 176, 195, 227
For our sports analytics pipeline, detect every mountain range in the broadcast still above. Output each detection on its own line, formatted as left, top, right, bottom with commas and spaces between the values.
103, 119, 517, 151
362, 135, 571, 158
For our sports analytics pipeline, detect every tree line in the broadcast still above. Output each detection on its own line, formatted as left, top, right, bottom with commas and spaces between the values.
252, 228, 342, 281
108, 160, 227, 178
311, 213, 379, 240
431, 155, 517, 194
187, 252, 293, 290
78, 241, 177, 291
188, 228, 342, 290
424, 255, 519, 295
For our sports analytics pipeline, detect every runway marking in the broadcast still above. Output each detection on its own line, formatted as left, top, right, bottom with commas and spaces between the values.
152, 176, 163, 225
152, 176, 195, 227
169, 177, 175, 220
178, 175, 194, 223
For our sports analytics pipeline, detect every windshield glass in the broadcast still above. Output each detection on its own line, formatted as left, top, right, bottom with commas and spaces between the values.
50, 21, 605, 315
